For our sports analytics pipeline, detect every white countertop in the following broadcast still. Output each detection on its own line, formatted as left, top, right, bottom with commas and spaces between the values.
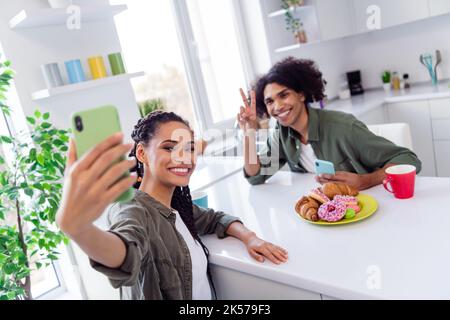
323, 80, 450, 117
201, 168, 450, 299
189, 156, 243, 192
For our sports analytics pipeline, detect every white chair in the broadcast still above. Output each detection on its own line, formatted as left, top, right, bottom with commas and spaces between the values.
367, 123, 414, 151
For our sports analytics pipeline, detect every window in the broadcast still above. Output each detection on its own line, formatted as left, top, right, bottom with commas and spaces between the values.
173, 0, 253, 130
110, 0, 199, 132
111, 0, 252, 132
0, 47, 65, 300
184, 0, 251, 126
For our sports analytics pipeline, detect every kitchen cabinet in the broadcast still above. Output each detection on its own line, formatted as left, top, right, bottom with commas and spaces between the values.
432, 119, 450, 140
352, 0, 429, 33
211, 265, 321, 300
430, 98, 450, 119
260, 0, 447, 57
387, 100, 436, 177
429, 98, 450, 177
315, 0, 354, 41
429, 0, 450, 17
434, 141, 450, 177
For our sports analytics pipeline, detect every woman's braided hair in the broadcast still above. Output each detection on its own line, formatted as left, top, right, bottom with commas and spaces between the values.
129, 111, 216, 298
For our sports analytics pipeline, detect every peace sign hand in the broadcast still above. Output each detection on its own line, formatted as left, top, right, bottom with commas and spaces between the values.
237, 88, 259, 133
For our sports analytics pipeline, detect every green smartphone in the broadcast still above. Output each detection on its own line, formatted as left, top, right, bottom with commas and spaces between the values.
71, 105, 134, 203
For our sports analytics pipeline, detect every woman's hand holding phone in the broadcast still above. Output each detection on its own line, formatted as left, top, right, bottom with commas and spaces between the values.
56, 133, 137, 238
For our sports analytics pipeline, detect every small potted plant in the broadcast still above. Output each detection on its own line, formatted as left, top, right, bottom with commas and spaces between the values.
282, 0, 307, 44
138, 98, 166, 118
382, 71, 391, 92
283, 0, 305, 8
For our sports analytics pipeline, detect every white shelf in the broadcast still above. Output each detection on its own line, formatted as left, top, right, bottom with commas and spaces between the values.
9, 4, 127, 29
275, 40, 321, 53
268, 5, 314, 18
31, 72, 145, 101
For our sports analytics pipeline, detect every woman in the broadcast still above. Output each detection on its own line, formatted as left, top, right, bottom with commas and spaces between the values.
57, 111, 288, 300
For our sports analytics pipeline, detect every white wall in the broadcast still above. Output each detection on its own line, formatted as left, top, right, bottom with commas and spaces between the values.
0, 0, 137, 299
238, 0, 272, 78
275, 38, 348, 100
242, 1, 450, 100
0, 0, 140, 141
343, 13, 450, 89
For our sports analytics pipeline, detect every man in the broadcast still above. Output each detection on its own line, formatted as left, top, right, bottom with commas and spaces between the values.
237, 57, 421, 190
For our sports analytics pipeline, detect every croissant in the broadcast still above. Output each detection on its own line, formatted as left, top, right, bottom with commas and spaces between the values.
322, 182, 359, 199
295, 196, 320, 222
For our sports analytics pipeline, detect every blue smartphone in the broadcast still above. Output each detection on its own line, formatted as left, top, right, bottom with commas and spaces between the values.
315, 159, 336, 175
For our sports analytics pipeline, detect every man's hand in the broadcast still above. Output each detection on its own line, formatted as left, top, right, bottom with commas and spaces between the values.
315, 166, 392, 191
315, 171, 367, 190
237, 88, 259, 133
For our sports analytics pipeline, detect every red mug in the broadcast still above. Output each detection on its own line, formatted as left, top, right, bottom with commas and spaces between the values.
383, 165, 416, 199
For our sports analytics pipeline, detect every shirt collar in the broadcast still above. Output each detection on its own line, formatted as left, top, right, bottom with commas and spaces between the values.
284, 107, 320, 143
135, 189, 173, 218
307, 107, 320, 142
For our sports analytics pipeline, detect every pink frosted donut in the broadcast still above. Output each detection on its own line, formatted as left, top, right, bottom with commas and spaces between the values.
333, 195, 358, 205
318, 200, 347, 222
334, 195, 360, 213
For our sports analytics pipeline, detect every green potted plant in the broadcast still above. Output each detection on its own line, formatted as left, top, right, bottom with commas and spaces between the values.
0, 57, 70, 300
138, 98, 166, 118
382, 71, 392, 92
281, 0, 307, 44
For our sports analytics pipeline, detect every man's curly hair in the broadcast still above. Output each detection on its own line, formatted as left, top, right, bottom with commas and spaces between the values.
253, 57, 327, 117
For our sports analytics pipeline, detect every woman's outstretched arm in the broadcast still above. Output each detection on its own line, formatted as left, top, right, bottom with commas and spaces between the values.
56, 133, 137, 268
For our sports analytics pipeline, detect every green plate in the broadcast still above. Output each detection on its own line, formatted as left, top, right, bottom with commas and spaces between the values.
298, 194, 378, 226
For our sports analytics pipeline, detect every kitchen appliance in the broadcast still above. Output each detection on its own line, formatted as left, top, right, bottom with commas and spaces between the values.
346, 70, 364, 96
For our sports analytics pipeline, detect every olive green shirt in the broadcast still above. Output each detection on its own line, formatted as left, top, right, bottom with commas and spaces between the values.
245, 107, 422, 185
90, 189, 240, 300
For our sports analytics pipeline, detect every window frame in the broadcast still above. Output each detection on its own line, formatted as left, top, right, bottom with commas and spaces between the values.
171, 0, 255, 132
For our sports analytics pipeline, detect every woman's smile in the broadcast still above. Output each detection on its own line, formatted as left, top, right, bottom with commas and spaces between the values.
168, 166, 193, 177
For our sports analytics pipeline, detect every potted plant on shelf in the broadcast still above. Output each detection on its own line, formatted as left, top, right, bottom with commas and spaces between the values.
0, 57, 70, 300
283, 0, 305, 7
382, 71, 392, 92
138, 98, 166, 118
281, 0, 307, 44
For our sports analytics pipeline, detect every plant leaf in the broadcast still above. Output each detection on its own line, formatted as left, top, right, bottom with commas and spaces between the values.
0, 136, 12, 144
26, 116, 36, 125
41, 122, 52, 129
36, 154, 45, 166
24, 188, 33, 197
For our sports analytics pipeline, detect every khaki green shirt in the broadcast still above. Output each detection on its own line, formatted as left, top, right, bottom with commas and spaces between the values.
246, 107, 422, 185
90, 189, 240, 300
